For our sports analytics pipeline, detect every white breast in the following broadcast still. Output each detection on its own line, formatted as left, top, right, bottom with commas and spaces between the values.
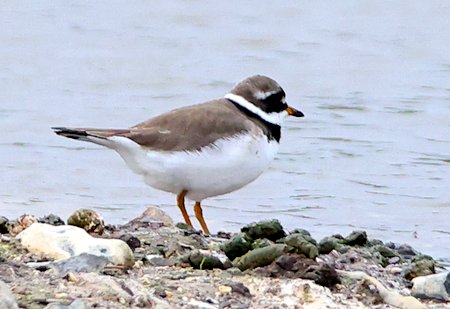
107, 133, 279, 201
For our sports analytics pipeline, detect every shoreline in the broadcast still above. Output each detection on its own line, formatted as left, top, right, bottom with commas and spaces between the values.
1, 208, 449, 308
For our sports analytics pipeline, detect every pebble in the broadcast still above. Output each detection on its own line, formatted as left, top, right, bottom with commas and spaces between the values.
64, 272, 79, 283
221, 233, 253, 261
300, 263, 340, 288
118, 234, 141, 251
144, 255, 175, 267
386, 243, 418, 258
38, 214, 65, 226
186, 249, 231, 270
165, 291, 174, 298
318, 236, 347, 254
221, 280, 251, 297
233, 244, 288, 271
283, 233, 319, 259
0, 216, 9, 234
188, 298, 218, 309
1, 213, 439, 309
205, 297, 219, 305
0, 280, 18, 309
387, 266, 403, 275
67, 209, 105, 235
226, 267, 243, 276
6, 214, 38, 236
388, 256, 401, 264
372, 244, 398, 259
52, 253, 111, 276
218, 285, 232, 293
241, 220, 286, 241
251, 238, 274, 249
343, 230, 368, 246
125, 206, 174, 229
402, 255, 435, 280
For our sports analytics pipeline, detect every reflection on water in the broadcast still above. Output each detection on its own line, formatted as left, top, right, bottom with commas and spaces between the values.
0, 2, 449, 260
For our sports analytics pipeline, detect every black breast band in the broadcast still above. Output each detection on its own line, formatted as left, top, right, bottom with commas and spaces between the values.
227, 99, 281, 142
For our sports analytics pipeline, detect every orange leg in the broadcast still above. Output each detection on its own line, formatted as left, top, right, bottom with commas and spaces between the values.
177, 190, 192, 227
194, 201, 210, 235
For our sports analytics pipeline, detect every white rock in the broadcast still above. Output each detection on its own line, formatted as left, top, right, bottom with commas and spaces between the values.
17, 223, 134, 267
0, 280, 18, 309
188, 299, 218, 309
411, 271, 450, 301
337, 270, 426, 309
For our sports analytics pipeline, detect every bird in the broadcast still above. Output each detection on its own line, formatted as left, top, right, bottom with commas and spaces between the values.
53, 75, 304, 235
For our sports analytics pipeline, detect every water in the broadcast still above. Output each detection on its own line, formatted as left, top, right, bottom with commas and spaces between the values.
1, 2, 449, 260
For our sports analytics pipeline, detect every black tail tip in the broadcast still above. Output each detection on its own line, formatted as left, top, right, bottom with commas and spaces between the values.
51, 127, 87, 139
52, 127, 71, 135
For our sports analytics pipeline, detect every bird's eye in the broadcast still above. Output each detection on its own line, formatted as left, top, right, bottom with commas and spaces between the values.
262, 92, 288, 113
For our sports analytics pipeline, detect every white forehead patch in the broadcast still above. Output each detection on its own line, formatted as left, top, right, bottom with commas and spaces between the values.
254, 90, 281, 100
224, 93, 288, 126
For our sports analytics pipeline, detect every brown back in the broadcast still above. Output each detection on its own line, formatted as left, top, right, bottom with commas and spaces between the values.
121, 99, 256, 151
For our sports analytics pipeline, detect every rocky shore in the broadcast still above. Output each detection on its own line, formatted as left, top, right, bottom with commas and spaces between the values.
0, 208, 449, 309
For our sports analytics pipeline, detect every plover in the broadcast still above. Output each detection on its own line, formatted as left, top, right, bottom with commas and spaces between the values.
53, 75, 304, 234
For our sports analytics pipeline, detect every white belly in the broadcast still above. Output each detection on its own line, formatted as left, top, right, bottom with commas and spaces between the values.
108, 134, 278, 201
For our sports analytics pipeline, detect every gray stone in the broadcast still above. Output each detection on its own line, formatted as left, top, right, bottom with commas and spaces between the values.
251, 238, 274, 249
43, 304, 67, 309
273, 254, 315, 273
370, 245, 400, 267
38, 214, 65, 226
318, 236, 346, 254
221, 280, 251, 297
241, 220, 286, 241
402, 255, 435, 281
289, 229, 317, 245
388, 256, 401, 264
0, 280, 18, 309
0, 216, 8, 234
221, 233, 253, 261
386, 242, 418, 258
290, 228, 311, 237
396, 244, 418, 257
118, 234, 141, 251
283, 233, 319, 259
69, 299, 87, 309
372, 244, 398, 258
343, 230, 368, 246
187, 250, 232, 270
368, 239, 384, 246
233, 244, 288, 271
53, 253, 110, 276
226, 267, 243, 276
175, 222, 196, 232
44, 299, 87, 309
300, 263, 340, 287
144, 255, 176, 267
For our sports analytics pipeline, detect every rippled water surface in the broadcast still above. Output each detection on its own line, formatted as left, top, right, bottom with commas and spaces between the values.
1, 2, 449, 259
